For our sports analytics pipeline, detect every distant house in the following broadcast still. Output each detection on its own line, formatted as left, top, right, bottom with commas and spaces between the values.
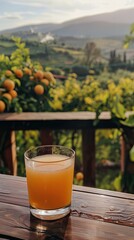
40, 33, 54, 43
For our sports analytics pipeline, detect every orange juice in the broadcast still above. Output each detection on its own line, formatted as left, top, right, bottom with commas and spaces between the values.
26, 154, 74, 210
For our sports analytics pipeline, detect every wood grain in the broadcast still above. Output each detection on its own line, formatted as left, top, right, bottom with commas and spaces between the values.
0, 202, 134, 240
0, 174, 134, 239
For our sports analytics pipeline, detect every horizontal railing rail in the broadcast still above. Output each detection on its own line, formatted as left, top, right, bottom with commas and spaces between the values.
0, 111, 117, 130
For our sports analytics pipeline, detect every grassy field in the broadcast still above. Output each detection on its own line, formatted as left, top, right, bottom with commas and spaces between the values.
0, 34, 125, 65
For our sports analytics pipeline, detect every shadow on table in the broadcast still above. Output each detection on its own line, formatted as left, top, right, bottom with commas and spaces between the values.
30, 213, 71, 239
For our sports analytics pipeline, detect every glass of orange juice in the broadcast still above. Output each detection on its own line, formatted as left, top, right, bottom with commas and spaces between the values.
24, 145, 75, 221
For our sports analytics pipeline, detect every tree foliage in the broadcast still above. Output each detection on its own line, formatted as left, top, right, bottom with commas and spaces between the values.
83, 42, 101, 67
0, 37, 56, 112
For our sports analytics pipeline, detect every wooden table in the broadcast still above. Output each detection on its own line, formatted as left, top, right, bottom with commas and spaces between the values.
0, 174, 134, 240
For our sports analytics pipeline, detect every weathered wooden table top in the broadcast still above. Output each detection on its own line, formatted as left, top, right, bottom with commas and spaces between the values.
0, 174, 134, 240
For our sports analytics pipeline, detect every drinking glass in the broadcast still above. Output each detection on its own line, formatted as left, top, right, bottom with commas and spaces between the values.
24, 145, 75, 220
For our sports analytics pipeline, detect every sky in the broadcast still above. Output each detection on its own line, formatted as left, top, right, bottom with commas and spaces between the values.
0, 0, 134, 31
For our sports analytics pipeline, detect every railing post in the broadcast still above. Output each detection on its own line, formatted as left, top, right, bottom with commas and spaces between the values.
121, 128, 134, 192
82, 128, 96, 187
40, 129, 53, 145
0, 130, 17, 175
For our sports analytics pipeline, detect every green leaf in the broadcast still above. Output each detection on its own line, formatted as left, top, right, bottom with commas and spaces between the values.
112, 101, 125, 119
13, 78, 21, 87
113, 174, 122, 191
120, 114, 134, 127
130, 146, 134, 162
0, 54, 5, 62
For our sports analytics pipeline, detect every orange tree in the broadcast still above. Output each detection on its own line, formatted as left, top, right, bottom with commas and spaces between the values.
0, 37, 56, 113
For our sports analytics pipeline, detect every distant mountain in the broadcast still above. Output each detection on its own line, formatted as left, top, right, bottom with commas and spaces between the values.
52, 22, 130, 38
63, 8, 134, 25
1, 8, 134, 38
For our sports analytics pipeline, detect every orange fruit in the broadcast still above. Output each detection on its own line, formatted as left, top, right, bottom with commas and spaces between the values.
3, 79, 15, 91
76, 172, 84, 181
9, 90, 17, 99
24, 67, 32, 75
43, 71, 55, 82
34, 71, 44, 80
29, 76, 34, 81
5, 70, 13, 77
2, 93, 12, 101
41, 78, 49, 86
14, 69, 23, 78
34, 84, 44, 95
0, 100, 6, 112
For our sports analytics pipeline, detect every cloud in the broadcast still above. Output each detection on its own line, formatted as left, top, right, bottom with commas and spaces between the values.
9, 0, 134, 11
0, 10, 36, 22
9, 0, 46, 7
0, 12, 22, 20
17, 0, 95, 12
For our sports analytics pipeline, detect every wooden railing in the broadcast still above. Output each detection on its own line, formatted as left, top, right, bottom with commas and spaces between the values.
0, 111, 133, 187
